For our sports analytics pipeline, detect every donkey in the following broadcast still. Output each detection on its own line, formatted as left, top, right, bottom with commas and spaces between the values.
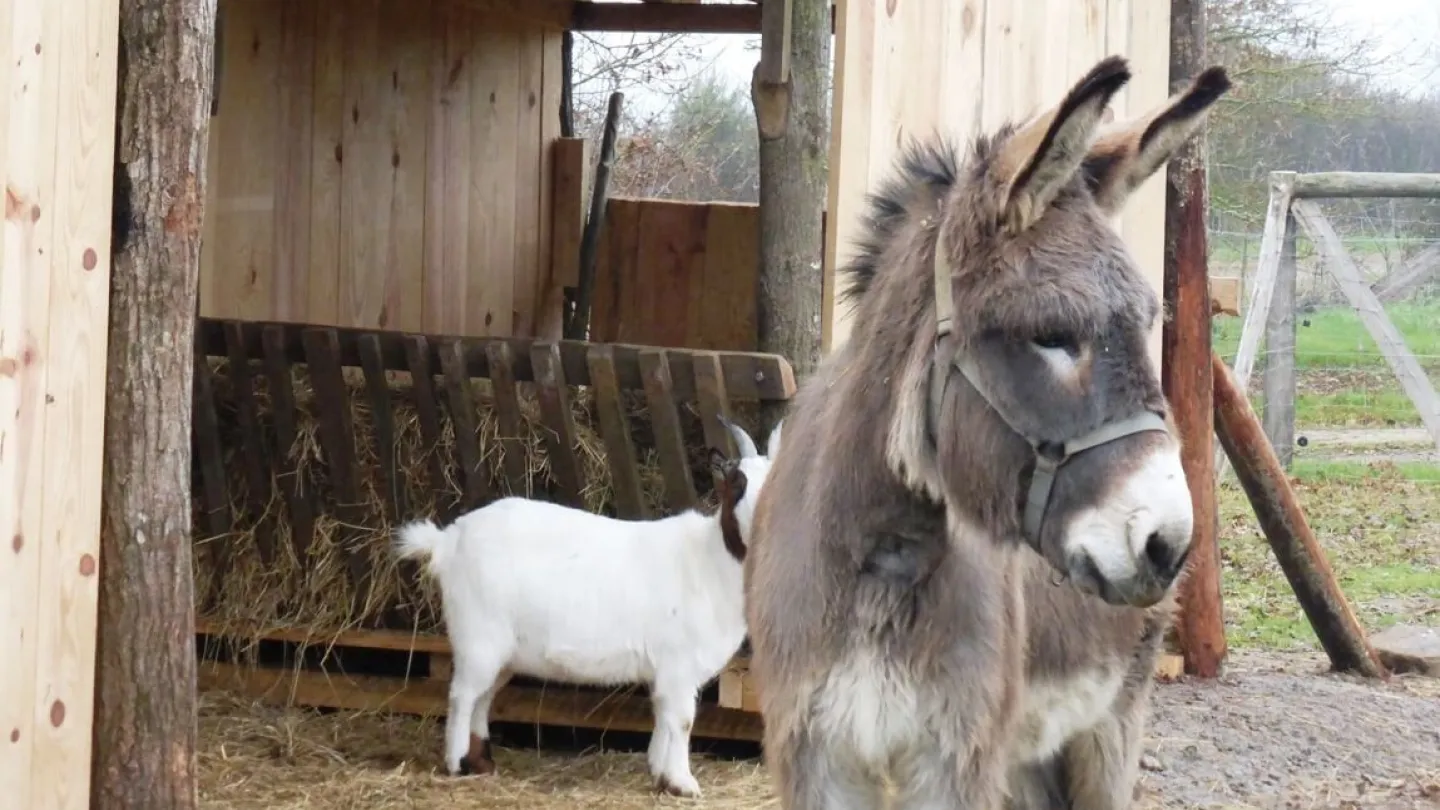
743, 55, 1231, 810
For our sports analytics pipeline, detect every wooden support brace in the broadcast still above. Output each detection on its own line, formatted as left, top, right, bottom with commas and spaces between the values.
1211, 350, 1388, 679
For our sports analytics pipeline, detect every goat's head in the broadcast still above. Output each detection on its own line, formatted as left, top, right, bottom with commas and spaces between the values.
709, 416, 783, 562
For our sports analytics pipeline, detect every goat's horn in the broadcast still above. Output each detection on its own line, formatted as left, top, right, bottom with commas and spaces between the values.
767, 419, 784, 459
718, 414, 759, 458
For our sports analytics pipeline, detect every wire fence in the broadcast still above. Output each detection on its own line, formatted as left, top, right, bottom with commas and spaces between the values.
1209, 199, 1439, 489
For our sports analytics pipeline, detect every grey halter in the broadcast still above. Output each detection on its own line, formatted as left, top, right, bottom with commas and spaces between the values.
926, 225, 1169, 550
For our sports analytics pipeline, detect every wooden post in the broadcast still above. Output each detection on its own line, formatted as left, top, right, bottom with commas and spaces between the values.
1217, 171, 1295, 480
0, 0, 121, 805
1262, 211, 1298, 468
92, 0, 216, 807
1163, 0, 1226, 678
566, 91, 622, 342
1290, 171, 1440, 199
1212, 351, 1388, 679
753, 0, 827, 432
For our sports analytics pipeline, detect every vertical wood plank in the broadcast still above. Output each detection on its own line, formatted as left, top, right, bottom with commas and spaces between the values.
468, 23, 521, 336
206, 0, 280, 321
26, 0, 120, 797
222, 321, 278, 564
587, 345, 647, 519
402, 335, 454, 519
191, 349, 234, 603
339, 0, 382, 329
530, 341, 584, 508
0, 0, 62, 797
638, 349, 697, 512
437, 338, 490, 510
693, 352, 736, 457
511, 26, 544, 337
536, 136, 589, 340
357, 333, 404, 521
308, 0, 345, 326
376, 0, 429, 333
483, 342, 532, 497
422, 1, 471, 334
696, 202, 759, 351
300, 327, 373, 612
272, 0, 317, 321
532, 29, 564, 338
261, 323, 316, 559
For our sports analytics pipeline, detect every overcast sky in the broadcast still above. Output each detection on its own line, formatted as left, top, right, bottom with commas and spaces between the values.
584, 0, 1438, 119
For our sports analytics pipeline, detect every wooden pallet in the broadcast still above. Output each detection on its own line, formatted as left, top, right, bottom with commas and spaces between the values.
196, 620, 765, 742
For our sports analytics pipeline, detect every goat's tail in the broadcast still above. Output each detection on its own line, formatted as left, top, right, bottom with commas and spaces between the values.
393, 518, 457, 580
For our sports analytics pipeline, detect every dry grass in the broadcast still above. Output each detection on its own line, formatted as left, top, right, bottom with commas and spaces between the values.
199, 693, 776, 810
196, 357, 728, 653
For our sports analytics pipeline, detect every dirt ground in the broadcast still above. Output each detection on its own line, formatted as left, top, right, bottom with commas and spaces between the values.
200, 648, 1440, 810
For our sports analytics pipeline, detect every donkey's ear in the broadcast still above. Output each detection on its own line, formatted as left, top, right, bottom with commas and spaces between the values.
994, 56, 1132, 234
1081, 66, 1231, 214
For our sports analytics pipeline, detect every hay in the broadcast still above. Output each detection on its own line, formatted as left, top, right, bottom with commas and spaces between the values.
195, 356, 730, 648
199, 692, 777, 810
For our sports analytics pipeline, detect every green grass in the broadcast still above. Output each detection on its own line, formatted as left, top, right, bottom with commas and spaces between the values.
1212, 301, 1440, 370
1211, 301, 1440, 427
1219, 460, 1440, 649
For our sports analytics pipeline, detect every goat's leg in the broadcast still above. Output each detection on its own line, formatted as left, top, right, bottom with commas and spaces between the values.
889, 740, 1012, 810
445, 653, 506, 776
648, 674, 702, 798
461, 668, 514, 776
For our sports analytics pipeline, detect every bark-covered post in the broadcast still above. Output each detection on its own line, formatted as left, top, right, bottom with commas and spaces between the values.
752, 0, 829, 432
1162, 0, 1227, 678
92, 0, 217, 807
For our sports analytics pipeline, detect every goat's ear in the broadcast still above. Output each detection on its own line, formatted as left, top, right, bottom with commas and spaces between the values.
724, 466, 748, 505
1081, 66, 1231, 215
994, 55, 1131, 234
707, 447, 730, 479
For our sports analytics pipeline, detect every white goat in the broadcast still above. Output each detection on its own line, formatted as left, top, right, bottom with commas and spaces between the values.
393, 416, 783, 797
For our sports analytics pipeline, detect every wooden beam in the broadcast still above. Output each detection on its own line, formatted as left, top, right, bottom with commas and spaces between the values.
757, 0, 794, 85
572, 1, 762, 33
194, 317, 799, 402
1291, 171, 1440, 200
1291, 201, 1440, 451
1373, 241, 1440, 303
198, 661, 765, 742
1212, 350, 1388, 679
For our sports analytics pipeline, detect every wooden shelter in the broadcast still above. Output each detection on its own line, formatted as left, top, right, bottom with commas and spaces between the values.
2, 0, 1256, 805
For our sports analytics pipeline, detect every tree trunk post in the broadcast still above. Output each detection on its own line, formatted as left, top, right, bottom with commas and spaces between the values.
92, 0, 217, 807
753, 0, 828, 434
1163, 0, 1227, 678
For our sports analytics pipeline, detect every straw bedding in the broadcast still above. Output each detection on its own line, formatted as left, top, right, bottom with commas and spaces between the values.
193, 356, 738, 648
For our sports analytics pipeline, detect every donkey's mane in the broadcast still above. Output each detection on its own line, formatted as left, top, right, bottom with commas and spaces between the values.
836, 127, 1018, 310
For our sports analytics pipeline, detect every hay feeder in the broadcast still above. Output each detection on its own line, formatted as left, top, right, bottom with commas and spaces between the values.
192, 317, 795, 744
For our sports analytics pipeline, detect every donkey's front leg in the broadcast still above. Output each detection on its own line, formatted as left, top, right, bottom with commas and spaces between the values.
890, 739, 1010, 810
767, 720, 887, 810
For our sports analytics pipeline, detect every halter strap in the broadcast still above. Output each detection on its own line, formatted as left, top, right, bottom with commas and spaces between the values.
927, 223, 1168, 549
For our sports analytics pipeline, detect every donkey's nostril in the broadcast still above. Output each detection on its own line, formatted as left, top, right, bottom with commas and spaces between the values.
1143, 531, 1178, 576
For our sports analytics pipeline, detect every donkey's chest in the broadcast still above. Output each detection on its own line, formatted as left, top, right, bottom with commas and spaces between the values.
1009, 668, 1125, 763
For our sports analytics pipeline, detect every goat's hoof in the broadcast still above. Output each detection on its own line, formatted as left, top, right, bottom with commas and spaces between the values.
655, 774, 702, 798
456, 735, 497, 776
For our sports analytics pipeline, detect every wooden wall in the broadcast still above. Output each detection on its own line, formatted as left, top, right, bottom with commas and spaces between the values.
825, 0, 1171, 368
589, 197, 760, 352
200, 0, 563, 338
0, 0, 121, 806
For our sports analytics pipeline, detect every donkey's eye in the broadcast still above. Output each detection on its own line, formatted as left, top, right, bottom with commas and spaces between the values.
1031, 333, 1078, 353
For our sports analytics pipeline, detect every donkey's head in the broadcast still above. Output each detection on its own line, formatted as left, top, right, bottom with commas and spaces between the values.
870, 57, 1231, 608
